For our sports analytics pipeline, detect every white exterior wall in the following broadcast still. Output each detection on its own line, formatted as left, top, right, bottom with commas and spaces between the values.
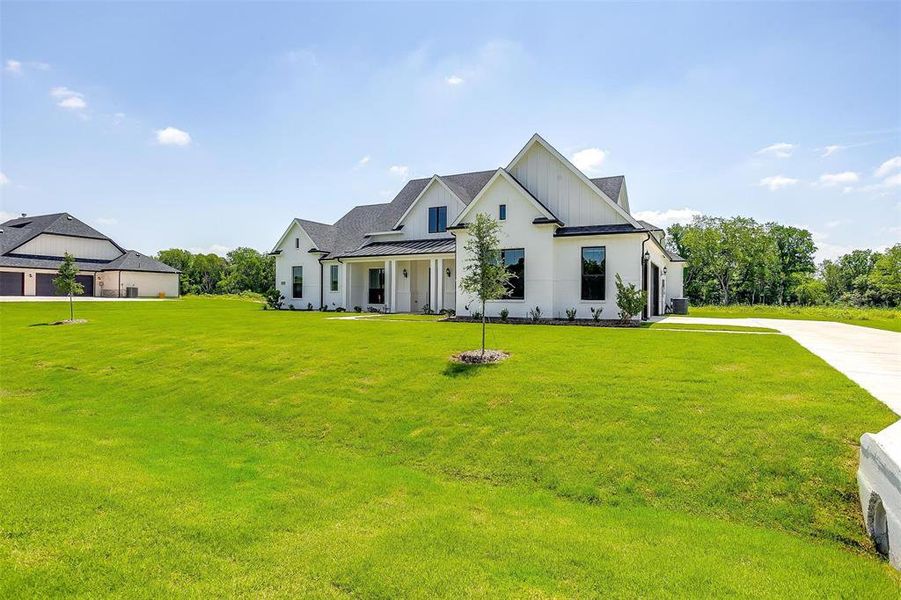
0, 266, 100, 296
645, 239, 669, 316
455, 176, 556, 318
509, 143, 629, 228
274, 222, 323, 309
666, 262, 685, 300
98, 271, 179, 298
552, 235, 643, 320
321, 260, 344, 310
12, 233, 121, 260
396, 180, 466, 238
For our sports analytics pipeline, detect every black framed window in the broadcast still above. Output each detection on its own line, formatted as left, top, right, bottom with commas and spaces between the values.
501, 248, 525, 300
292, 266, 303, 298
295, 237, 299, 249
368, 268, 385, 304
330, 264, 339, 292
581, 246, 606, 301
499, 204, 506, 220
428, 206, 447, 233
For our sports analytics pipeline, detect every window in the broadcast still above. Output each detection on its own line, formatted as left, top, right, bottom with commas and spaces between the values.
368, 268, 385, 304
499, 204, 506, 220
581, 246, 606, 301
330, 264, 339, 292
501, 248, 525, 300
428, 206, 447, 233
292, 266, 303, 298
295, 237, 299, 249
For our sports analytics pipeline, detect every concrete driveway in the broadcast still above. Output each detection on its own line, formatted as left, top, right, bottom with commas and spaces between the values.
662, 316, 901, 415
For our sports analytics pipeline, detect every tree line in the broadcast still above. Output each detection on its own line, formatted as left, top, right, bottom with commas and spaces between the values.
667, 215, 900, 307
156, 247, 275, 296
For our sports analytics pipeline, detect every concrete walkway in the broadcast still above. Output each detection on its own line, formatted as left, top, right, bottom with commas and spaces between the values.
662, 316, 901, 415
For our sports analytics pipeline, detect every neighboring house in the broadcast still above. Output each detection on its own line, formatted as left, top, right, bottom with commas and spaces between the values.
270, 134, 685, 319
0, 213, 179, 298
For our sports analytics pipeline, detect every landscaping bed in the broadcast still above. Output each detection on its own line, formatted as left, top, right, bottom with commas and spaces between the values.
446, 316, 640, 327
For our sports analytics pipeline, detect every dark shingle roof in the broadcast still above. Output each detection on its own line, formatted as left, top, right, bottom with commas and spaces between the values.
0, 255, 109, 272
638, 219, 664, 231
102, 251, 179, 273
0, 212, 124, 255
337, 238, 456, 258
590, 176, 625, 205
295, 219, 337, 251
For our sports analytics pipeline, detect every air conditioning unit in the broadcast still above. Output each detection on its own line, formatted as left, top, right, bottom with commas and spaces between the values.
125, 286, 138, 298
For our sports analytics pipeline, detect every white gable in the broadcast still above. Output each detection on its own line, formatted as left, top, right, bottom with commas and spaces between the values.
508, 137, 636, 228
12, 233, 122, 260
395, 177, 466, 238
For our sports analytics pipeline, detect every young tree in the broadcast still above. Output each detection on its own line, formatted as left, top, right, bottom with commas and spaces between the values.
54, 252, 84, 321
614, 274, 647, 323
459, 213, 512, 356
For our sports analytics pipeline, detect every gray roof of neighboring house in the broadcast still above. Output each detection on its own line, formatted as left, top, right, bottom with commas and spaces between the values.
103, 250, 179, 273
590, 176, 625, 204
337, 238, 456, 259
0, 213, 179, 273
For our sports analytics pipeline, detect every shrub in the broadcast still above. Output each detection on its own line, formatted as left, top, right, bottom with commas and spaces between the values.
528, 306, 542, 322
590, 306, 603, 322
472, 310, 482, 320
367, 306, 380, 313
265, 289, 284, 310
354, 306, 362, 313
565, 307, 577, 321
615, 274, 647, 323
422, 303, 432, 315
307, 302, 313, 311
499, 308, 509, 322
794, 276, 828, 306
335, 307, 346, 312
444, 309, 455, 318
288, 304, 295, 311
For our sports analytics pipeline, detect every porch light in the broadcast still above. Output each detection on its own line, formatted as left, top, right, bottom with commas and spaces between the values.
445, 267, 451, 278
643, 250, 650, 263
403, 268, 408, 278
663, 266, 667, 275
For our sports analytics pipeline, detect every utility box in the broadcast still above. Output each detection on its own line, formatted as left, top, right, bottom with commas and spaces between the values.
125, 286, 138, 298
672, 298, 689, 315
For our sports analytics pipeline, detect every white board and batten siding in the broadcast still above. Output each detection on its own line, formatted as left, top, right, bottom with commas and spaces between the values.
13, 233, 122, 261
274, 222, 324, 308
509, 142, 628, 228
397, 180, 466, 238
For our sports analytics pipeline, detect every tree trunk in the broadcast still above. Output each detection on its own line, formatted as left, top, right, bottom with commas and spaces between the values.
69, 292, 74, 321
481, 299, 486, 356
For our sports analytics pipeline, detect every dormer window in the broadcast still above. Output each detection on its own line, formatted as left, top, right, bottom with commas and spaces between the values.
428, 206, 447, 233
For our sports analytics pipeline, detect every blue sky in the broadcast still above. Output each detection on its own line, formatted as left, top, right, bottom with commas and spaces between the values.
2, 1, 899, 261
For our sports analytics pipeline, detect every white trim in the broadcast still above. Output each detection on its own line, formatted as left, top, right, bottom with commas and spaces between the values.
271, 219, 303, 253
506, 133, 642, 228
365, 230, 401, 237
392, 175, 467, 230
450, 168, 556, 227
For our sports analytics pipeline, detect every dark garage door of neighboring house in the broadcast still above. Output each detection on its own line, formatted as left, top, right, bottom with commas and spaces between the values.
35, 273, 94, 297
0, 272, 24, 296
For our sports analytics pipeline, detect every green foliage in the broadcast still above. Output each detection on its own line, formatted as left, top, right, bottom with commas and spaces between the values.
565, 307, 577, 321
218, 247, 275, 295
792, 274, 828, 306
499, 308, 509, 322
156, 247, 273, 296
689, 304, 901, 332
54, 252, 84, 320
615, 273, 646, 322
590, 306, 603, 322
528, 306, 542, 322
459, 213, 512, 354
1, 298, 897, 595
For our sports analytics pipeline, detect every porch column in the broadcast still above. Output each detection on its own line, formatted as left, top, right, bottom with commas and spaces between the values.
342, 262, 350, 309
389, 259, 397, 312
429, 258, 438, 312
436, 257, 444, 312
384, 260, 390, 309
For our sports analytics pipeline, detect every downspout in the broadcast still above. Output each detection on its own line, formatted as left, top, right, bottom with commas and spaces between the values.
318, 257, 324, 309
640, 233, 651, 321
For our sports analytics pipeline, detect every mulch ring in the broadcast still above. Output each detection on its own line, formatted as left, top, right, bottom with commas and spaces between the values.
51, 319, 88, 326
452, 349, 510, 364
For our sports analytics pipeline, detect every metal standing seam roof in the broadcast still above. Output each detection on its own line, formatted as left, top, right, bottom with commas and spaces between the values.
335, 238, 456, 259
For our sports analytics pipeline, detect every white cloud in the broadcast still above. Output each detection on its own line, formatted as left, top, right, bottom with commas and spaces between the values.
389, 165, 409, 178
0, 172, 9, 186
50, 86, 87, 110
633, 208, 702, 228
445, 75, 464, 85
883, 173, 901, 188
759, 175, 799, 191
569, 147, 607, 175
875, 156, 901, 178
756, 143, 796, 158
821, 145, 843, 157
112, 112, 126, 125
4, 59, 22, 75
817, 171, 859, 186
0, 210, 19, 222
155, 127, 192, 146
95, 217, 118, 226
189, 244, 231, 256
358, 155, 370, 166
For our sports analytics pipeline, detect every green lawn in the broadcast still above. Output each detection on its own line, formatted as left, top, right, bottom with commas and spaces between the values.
689, 304, 901, 332
646, 322, 779, 333
2, 297, 898, 596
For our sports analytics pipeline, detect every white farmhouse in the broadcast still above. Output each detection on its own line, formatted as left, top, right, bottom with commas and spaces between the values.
270, 134, 685, 319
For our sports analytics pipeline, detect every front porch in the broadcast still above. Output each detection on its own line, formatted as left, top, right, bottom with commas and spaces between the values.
341, 255, 455, 314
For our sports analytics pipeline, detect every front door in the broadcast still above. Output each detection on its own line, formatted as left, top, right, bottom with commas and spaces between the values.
368, 268, 385, 304
651, 264, 660, 316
